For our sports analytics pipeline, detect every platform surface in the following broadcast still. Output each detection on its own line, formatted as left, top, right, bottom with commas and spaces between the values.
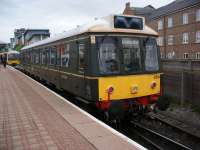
0, 66, 145, 150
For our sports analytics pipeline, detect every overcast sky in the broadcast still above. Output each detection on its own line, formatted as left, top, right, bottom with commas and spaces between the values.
0, 0, 174, 43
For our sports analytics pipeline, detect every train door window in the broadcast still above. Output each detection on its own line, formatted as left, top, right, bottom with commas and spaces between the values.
61, 44, 70, 67
42, 50, 46, 65
78, 43, 85, 72
144, 38, 159, 71
40, 50, 42, 64
56, 46, 61, 66
46, 48, 50, 65
97, 37, 119, 74
50, 47, 56, 65
122, 38, 142, 73
35, 51, 39, 64
31, 51, 34, 64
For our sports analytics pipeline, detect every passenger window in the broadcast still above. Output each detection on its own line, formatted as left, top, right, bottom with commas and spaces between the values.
61, 44, 70, 67
50, 47, 56, 65
79, 44, 85, 72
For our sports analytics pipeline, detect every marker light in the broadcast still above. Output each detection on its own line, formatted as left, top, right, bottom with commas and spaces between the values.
151, 81, 157, 89
107, 86, 114, 94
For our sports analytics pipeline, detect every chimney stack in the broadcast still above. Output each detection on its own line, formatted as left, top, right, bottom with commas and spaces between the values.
126, 2, 130, 8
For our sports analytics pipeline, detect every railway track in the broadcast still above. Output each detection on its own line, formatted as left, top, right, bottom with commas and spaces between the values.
130, 121, 192, 150
132, 112, 200, 150
19, 69, 200, 150
147, 112, 200, 139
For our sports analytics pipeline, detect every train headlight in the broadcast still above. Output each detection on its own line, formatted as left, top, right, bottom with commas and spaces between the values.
107, 86, 114, 94
151, 81, 157, 89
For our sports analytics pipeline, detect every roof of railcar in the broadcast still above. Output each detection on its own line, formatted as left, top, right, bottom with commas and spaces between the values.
22, 14, 158, 51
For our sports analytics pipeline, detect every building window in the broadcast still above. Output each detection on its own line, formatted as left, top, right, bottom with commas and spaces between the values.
168, 17, 173, 28
196, 9, 200, 21
158, 20, 163, 30
160, 52, 164, 59
182, 33, 189, 44
196, 52, 200, 59
167, 51, 175, 59
157, 36, 163, 46
183, 53, 189, 59
182, 13, 188, 24
168, 35, 174, 45
196, 31, 200, 43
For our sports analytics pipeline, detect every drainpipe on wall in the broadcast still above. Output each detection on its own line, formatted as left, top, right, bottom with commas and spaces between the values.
163, 16, 167, 59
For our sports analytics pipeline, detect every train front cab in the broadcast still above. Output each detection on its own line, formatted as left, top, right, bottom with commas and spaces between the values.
7, 51, 20, 66
88, 35, 162, 120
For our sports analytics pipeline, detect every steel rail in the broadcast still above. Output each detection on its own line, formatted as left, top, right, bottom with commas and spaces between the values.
130, 121, 192, 150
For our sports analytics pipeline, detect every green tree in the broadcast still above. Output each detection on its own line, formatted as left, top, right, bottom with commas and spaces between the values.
14, 44, 24, 51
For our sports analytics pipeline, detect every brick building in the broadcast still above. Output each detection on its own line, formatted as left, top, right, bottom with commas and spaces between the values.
123, 0, 200, 59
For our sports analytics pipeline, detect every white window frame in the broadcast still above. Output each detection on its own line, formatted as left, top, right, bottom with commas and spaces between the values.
182, 13, 188, 24
196, 52, 200, 59
168, 17, 173, 28
168, 35, 174, 45
196, 9, 200, 21
160, 52, 164, 59
196, 31, 200, 43
157, 36, 163, 46
183, 53, 189, 59
182, 33, 189, 44
158, 20, 163, 30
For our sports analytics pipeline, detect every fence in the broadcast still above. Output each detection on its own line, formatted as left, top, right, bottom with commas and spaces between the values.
161, 59, 200, 106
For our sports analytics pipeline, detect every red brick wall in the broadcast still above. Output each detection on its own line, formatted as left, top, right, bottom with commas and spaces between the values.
123, 3, 200, 59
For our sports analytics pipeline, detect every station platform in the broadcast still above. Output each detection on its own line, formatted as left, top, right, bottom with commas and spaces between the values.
0, 66, 146, 150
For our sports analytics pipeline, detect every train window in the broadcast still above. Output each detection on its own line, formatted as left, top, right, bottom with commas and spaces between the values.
50, 48, 56, 65
46, 49, 50, 65
61, 44, 70, 67
122, 38, 142, 72
97, 37, 119, 74
144, 38, 159, 71
78, 44, 85, 72
42, 51, 46, 65
35, 52, 40, 64
56, 47, 61, 66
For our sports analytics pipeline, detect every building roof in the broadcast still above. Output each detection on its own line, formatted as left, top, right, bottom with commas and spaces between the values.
22, 15, 158, 50
130, 5, 155, 17
149, 0, 200, 20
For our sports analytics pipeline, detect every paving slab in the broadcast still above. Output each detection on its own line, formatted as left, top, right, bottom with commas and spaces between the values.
0, 67, 146, 150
